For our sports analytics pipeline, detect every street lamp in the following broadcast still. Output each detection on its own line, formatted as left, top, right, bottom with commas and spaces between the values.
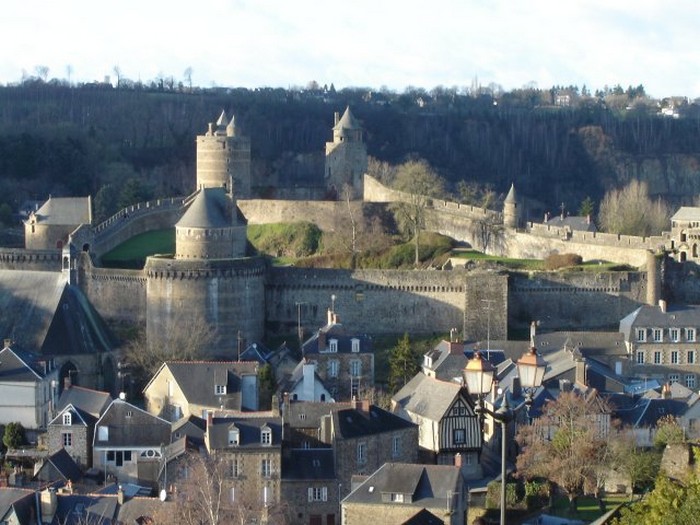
463, 347, 546, 525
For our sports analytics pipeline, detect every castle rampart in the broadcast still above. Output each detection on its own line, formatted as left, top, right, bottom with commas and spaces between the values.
0, 248, 61, 271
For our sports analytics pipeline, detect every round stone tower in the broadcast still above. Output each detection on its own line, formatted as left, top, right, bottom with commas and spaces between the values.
503, 183, 519, 229
196, 111, 251, 198
324, 106, 368, 199
175, 188, 247, 260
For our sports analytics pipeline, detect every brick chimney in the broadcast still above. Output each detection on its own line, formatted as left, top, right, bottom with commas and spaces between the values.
454, 453, 463, 469
117, 485, 124, 505
317, 329, 326, 352
662, 383, 672, 399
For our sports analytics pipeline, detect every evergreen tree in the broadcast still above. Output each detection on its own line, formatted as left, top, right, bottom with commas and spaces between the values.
3, 422, 25, 450
389, 333, 420, 393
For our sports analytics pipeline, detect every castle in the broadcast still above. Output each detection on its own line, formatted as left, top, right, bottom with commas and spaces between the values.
5, 106, 697, 376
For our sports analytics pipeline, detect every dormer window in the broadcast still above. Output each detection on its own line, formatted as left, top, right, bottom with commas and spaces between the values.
688, 328, 696, 342
63, 412, 72, 426
215, 384, 227, 395
329, 339, 338, 353
653, 328, 662, 342
351, 338, 360, 353
636, 329, 646, 342
261, 426, 272, 446
228, 426, 240, 446
670, 328, 680, 342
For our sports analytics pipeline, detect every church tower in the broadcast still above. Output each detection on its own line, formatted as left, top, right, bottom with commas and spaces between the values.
503, 183, 519, 229
324, 106, 368, 199
196, 111, 251, 198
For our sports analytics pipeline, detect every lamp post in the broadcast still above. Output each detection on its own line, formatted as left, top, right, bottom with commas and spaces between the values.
464, 347, 546, 525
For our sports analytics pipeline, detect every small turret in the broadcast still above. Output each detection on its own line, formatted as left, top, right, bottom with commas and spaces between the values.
503, 183, 518, 229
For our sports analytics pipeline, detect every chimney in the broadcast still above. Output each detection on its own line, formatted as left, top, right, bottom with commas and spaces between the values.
662, 383, 672, 399
544, 212, 550, 223
586, 214, 591, 225
450, 328, 458, 343
334, 112, 340, 126
3, 338, 11, 349
40, 488, 58, 523
64, 375, 72, 390
303, 361, 315, 401
575, 358, 587, 386
117, 485, 124, 505
454, 453, 463, 469
511, 376, 522, 399
317, 329, 326, 352
491, 379, 499, 401
559, 379, 572, 392
207, 122, 214, 135
659, 299, 667, 313
530, 321, 537, 345
206, 410, 214, 430
360, 399, 370, 418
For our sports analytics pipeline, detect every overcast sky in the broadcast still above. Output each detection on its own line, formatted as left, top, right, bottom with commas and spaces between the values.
2, 0, 698, 99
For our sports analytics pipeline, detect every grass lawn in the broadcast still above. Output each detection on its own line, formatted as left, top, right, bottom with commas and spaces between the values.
549, 494, 631, 522
101, 229, 175, 268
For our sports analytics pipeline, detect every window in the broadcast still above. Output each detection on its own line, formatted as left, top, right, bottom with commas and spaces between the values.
670, 374, 680, 383
392, 436, 401, 458
653, 329, 663, 342
308, 487, 328, 502
215, 384, 226, 395
637, 329, 646, 342
62, 413, 72, 426
261, 459, 271, 478
229, 459, 240, 478
686, 375, 697, 389
671, 351, 679, 364
654, 351, 662, 364
357, 442, 366, 464
261, 427, 272, 446
689, 329, 696, 342
351, 338, 360, 353
98, 425, 108, 441
390, 493, 404, 503
670, 328, 680, 342
636, 350, 644, 364
454, 428, 466, 444
230, 487, 235, 503
62, 433, 72, 447
126, 411, 133, 418
329, 339, 338, 353
228, 427, 240, 446
328, 360, 339, 378
689, 350, 696, 364
350, 360, 361, 377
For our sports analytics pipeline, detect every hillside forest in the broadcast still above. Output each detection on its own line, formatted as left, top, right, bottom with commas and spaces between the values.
2, 78, 700, 231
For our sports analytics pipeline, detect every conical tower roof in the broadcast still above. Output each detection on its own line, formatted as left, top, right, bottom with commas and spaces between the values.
216, 110, 229, 128
504, 183, 517, 203
333, 106, 360, 131
177, 188, 231, 229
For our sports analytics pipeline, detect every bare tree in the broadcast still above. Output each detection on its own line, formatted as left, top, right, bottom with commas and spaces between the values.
598, 179, 669, 236
366, 157, 397, 185
472, 215, 503, 252
112, 65, 122, 88
391, 159, 446, 266
35, 65, 49, 82
183, 67, 193, 91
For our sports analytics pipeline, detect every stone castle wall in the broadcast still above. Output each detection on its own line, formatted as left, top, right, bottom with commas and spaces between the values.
238, 199, 363, 231
0, 248, 61, 271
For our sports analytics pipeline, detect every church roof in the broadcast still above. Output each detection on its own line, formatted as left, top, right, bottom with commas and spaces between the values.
176, 188, 232, 229
31, 196, 91, 225
333, 106, 360, 130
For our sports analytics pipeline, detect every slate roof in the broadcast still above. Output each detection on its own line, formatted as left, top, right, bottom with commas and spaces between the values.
146, 361, 258, 411
672, 207, 700, 222
49, 404, 93, 427
0, 272, 112, 357
393, 374, 463, 421
343, 463, 461, 508
176, 187, 234, 229
334, 404, 416, 439
55, 386, 112, 419
402, 509, 445, 525
620, 304, 700, 340
54, 491, 172, 525
283, 399, 351, 429
281, 448, 335, 480
615, 397, 689, 428
0, 347, 44, 382
545, 215, 597, 232
534, 331, 626, 357
35, 448, 83, 483
31, 196, 91, 225
207, 415, 283, 450
302, 322, 372, 355
0, 488, 36, 525
94, 399, 171, 449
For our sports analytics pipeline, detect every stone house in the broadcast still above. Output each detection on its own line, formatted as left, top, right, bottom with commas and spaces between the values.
321, 399, 418, 499
392, 374, 482, 479
0, 344, 59, 430
620, 301, 700, 389
93, 398, 172, 486
341, 462, 466, 525
24, 196, 91, 250
281, 360, 333, 402
143, 360, 259, 422
301, 310, 373, 401
47, 385, 112, 469
205, 414, 284, 509
670, 207, 700, 262
281, 448, 339, 525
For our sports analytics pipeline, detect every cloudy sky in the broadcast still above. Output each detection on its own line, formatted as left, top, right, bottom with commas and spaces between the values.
2, 0, 698, 98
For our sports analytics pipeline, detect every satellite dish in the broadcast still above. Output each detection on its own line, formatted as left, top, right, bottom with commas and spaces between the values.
159, 489, 167, 502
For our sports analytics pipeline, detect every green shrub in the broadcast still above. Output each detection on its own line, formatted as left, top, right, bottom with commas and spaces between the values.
3, 422, 26, 450
544, 252, 583, 270
486, 480, 525, 510
248, 222, 322, 259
